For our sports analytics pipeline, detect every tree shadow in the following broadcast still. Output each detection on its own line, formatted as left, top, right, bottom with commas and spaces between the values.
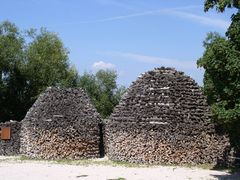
210, 172, 240, 180
213, 123, 240, 167
211, 153, 240, 179
210, 136, 240, 179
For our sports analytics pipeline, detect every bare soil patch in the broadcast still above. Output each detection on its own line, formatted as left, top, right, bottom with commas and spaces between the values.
0, 156, 239, 180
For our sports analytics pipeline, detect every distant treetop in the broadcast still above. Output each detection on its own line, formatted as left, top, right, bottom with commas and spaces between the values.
204, 0, 240, 12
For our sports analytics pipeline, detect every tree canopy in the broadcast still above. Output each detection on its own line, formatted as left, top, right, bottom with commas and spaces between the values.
198, 2, 240, 146
0, 21, 125, 122
0, 21, 78, 122
204, 0, 240, 12
78, 70, 126, 119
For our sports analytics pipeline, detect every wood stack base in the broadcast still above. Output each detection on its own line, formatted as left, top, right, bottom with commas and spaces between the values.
105, 67, 231, 165
0, 121, 21, 156
20, 87, 101, 159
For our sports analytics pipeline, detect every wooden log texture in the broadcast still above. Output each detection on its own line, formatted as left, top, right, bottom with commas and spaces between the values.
0, 121, 21, 155
20, 87, 101, 159
105, 67, 231, 165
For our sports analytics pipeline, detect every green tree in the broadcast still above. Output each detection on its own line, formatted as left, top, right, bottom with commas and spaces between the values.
198, 3, 240, 146
25, 28, 78, 98
204, 0, 240, 12
0, 21, 78, 122
78, 70, 126, 119
0, 21, 27, 121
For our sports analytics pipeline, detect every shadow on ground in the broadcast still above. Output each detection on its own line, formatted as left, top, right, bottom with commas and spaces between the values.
210, 172, 240, 180
210, 145, 240, 179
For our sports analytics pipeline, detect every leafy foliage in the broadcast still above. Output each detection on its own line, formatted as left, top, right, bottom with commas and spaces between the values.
0, 21, 78, 122
204, 0, 240, 12
0, 21, 125, 122
78, 70, 126, 119
198, 6, 240, 146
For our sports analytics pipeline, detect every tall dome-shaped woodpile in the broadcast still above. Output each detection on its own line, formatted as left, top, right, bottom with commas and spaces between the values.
20, 87, 101, 159
105, 67, 230, 165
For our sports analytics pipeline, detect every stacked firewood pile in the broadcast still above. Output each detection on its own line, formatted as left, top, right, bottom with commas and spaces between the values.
20, 87, 101, 159
105, 67, 230, 165
0, 121, 21, 155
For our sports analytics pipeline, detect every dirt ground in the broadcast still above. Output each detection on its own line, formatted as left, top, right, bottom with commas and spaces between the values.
0, 156, 239, 180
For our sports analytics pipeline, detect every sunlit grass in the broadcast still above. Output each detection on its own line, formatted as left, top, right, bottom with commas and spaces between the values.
0, 155, 239, 172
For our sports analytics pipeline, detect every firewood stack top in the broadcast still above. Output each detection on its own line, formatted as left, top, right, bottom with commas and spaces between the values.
105, 67, 230, 165
20, 87, 101, 159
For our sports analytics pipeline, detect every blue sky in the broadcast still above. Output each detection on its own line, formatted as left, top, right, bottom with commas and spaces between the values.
0, 0, 236, 87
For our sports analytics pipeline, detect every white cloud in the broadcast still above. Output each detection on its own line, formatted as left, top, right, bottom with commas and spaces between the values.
92, 61, 116, 70
101, 51, 196, 70
77, 6, 201, 23
91, 8, 229, 29
167, 10, 230, 30
78, 7, 229, 30
49, 5, 229, 30
94, 2, 229, 29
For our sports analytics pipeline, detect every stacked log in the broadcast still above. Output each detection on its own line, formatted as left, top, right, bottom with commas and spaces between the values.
20, 87, 101, 159
0, 121, 21, 155
105, 67, 230, 165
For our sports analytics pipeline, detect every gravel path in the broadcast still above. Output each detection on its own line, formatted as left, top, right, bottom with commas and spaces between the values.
0, 157, 239, 180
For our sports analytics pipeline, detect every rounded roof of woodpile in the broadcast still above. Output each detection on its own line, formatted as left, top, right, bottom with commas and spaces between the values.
23, 87, 100, 123
110, 66, 210, 125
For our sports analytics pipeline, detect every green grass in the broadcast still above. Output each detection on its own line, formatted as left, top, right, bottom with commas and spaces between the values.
1, 155, 239, 172
54, 158, 148, 168
182, 163, 215, 170
7, 156, 145, 167
107, 178, 126, 180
